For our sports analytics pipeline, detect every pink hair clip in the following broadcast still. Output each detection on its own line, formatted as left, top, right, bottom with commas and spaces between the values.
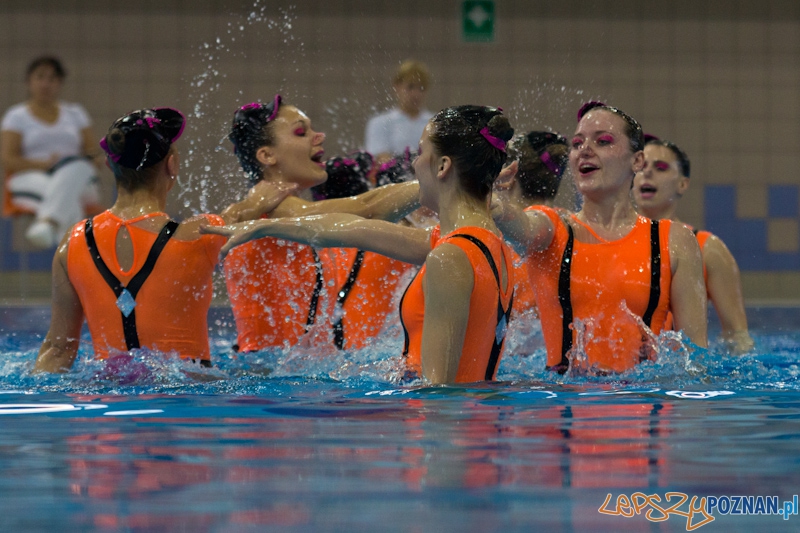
479, 127, 506, 152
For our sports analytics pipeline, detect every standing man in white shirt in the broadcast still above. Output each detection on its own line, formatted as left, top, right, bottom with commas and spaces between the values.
364, 60, 433, 165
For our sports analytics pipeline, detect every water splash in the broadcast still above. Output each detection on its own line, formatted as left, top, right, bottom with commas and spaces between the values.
3, 301, 799, 396
179, 2, 302, 216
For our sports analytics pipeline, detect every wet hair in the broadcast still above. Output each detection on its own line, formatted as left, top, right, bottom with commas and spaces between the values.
311, 151, 374, 200
375, 148, 416, 187
104, 129, 163, 190
26, 56, 66, 80
577, 101, 644, 153
645, 136, 691, 178
393, 60, 431, 89
429, 105, 514, 200
228, 95, 283, 185
100, 107, 186, 191
507, 131, 568, 201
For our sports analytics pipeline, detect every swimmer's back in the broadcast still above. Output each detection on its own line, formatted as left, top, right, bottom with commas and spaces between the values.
66, 210, 226, 361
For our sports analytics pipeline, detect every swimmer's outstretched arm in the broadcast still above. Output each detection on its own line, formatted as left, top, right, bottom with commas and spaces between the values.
491, 197, 555, 256
219, 181, 299, 224
271, 181, 420, 223
668, 223, 709, 349
202, 213, 432, 265
33, 235, 85, 373
702, 235, 754, 354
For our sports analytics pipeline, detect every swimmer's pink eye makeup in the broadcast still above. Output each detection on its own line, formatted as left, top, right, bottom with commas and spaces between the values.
570, 137, 583, 149
294, 127, 306, 136
597, 134, 614, 145
654, 161, 670, 172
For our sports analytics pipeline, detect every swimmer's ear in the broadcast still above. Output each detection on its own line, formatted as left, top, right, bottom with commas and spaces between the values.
436, 155, 452, 180
677, 175, 690, 196
256, 146, 276, 167
165, 153, 179, 178
631, 150, 645, 173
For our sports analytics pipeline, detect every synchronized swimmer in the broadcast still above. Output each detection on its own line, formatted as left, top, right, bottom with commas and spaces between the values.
33, 96, 749, 382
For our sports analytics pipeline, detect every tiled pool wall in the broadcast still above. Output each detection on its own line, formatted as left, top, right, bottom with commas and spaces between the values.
2, 1, 799, 301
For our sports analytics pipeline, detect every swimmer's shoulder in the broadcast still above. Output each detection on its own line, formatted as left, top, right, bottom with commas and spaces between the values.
269, 194, 311, 218
174, 213, 226, 240
698, 232, 737, 269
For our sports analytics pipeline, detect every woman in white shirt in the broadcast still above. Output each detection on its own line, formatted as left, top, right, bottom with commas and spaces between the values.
1, 56, 102, 248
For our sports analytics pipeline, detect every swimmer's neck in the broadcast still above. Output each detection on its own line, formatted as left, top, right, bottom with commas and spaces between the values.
508, 190, 552, 211
438, 190, 497, 235
637, 203, 678, 222
110, 187, 167, 219
260, 173, 312, 194
577, 196, 639, 233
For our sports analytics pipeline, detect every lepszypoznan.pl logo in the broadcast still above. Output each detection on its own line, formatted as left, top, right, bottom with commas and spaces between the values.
599, 492, 799, 531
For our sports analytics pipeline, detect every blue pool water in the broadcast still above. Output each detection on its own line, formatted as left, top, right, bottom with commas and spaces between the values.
1, 306, 799, 532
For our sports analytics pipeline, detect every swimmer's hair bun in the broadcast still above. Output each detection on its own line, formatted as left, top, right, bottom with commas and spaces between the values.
486, 114, 514, 145
100, 107, 186, 170
105, 128, 126, 156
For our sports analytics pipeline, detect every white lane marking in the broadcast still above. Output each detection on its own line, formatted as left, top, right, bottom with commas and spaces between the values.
0, 403, 81, 415
103, 409, 164, 416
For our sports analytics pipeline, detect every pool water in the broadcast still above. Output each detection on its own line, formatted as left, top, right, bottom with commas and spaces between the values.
1, 306, 799, 532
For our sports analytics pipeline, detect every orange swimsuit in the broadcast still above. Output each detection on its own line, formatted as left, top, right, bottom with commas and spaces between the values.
329, 248, 414, 350
66, 210, 226, 362
525, 206, 672, 374
399, 226, 515, 382
223, 225, 338, 351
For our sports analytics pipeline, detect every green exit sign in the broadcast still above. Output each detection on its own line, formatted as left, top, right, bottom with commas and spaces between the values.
462, 0, 495, 42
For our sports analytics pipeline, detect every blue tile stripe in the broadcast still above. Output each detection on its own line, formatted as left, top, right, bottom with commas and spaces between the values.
768, 185, 799, 218
705, 184, 800, 271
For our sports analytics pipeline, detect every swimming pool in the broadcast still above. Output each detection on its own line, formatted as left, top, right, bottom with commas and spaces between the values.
1, 306, 798, 532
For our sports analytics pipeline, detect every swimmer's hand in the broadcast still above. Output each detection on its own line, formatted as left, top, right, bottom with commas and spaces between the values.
493, 159, 518, 192
200, 220, 273, 261
248, 180, 299, 211
489, 195, 507, 222
220, 181, 299, 224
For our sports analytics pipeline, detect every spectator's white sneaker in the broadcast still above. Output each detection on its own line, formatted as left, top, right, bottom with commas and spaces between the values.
25, 220, 58, 249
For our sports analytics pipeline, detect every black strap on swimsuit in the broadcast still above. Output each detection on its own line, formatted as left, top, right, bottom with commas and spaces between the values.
85, 217, 179, 350
449, 233, 514, 381
305, 248, 325, 330
333, 250, 365, 350
550, 220, 662, 374
550, 224, 575, 374
399, 269, 419, 360
641, 220, 661, 328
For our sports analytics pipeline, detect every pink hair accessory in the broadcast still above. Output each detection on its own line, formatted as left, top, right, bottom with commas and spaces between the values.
267, 94, 282, 121
479, 127, 506, 152
99, 137, 121, 162
539, 151, 560, 174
